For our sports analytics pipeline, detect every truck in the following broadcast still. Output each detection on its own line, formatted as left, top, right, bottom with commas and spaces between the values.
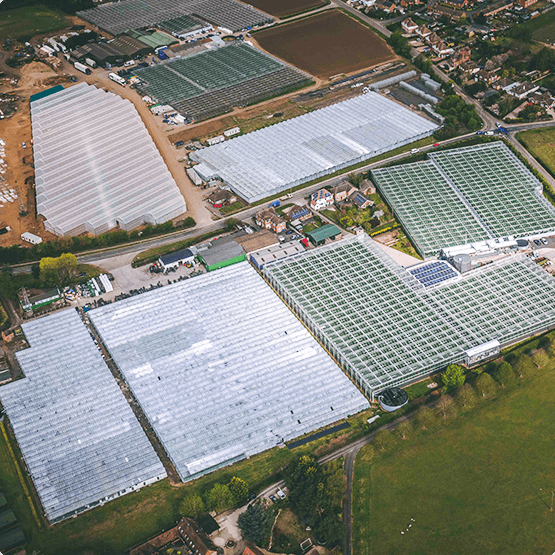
269, 200, 280, 208
85, 57, 97, 68
157, 49, 168, 60
109, 72, 126, 86
74, 62, 92, 75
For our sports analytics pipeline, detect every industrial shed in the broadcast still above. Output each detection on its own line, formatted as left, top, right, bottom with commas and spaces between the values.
264, 234, 555, 399
191, 92, 438, 203
200, 238, 246, 271
110, 34, 153, 58
305, 224, 342, 246
128, 29, 178, 49
89, 263, 369, 482
31, 83, 186, 236
0, 310, 167, 523
73, 42, 125, 66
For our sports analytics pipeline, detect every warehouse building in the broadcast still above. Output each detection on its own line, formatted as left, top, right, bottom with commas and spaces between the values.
31, 83, 186, 236
73, 42, 125, 67
190, 92, 438, 203
110, 34, 153, 59
89, 263, 369, 482
265, 234, 555, 399
0, 310, 167, 523
159, 248, 195, 271
200, 238, 246, 271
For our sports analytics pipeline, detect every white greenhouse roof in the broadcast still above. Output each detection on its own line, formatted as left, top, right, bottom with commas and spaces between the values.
264, 235, 555, 397
190, 92, 438, 203
0, 310, 167, 523
89, 263, 369, 482
31, 83, 186, 236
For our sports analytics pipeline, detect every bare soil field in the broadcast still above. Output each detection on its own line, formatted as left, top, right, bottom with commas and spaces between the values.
255, 9, 395, 79
239, 0, 328, 18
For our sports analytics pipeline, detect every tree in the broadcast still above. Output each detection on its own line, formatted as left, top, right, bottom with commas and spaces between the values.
225, 217, 240, 232
228, 476, 249, 506
39, 257, 59, 286
179, 494, 205, 518
57, 252, 78, 281
207, 483, 234, 514
476, 372, 497, 398
39, 253, 78, 286
314, 513, 345, 547
532, 352, 549, 369
237, 502, 274, 545
513, 355, 537, 379
347, 172, 363, 187
442, 364, 466, 391
436, 395, 456, 420
493, 361, 515, 387
396, 420, 412, 440
415, 406, 435, 430
455, 383, 477, 409
373, 429, 394, 452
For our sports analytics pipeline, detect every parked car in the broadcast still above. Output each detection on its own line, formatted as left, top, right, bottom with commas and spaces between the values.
411, 148, 420, 154
21, 142, 26, 148
534, 239, 541, 246
541, 238, 548, 245
269, 494, 278, 503
276, 488, 286, 500
433, 142, 440, 147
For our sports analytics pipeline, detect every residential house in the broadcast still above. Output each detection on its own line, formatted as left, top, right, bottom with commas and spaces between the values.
494, 77, 517, 91
310, 189, 334, 211
283, 203, 311, 222
460, 60, 480, 75
443, 0, 469, 8
255, 207, 286, 233
427, 4, 464, 20
400, 0, 423, 8
331, 182, 356, 202
450, 46, 471, 68
206, 188, 238, 208
415, 25, 432, 39
374, 0, 395, 12
516, 0, 537, 7
432, 41, 454, 58
476, 69, 499, 85
530, 91, 555, 108
401, 17, 419, 34
177, 518, 217, 555
481, 0, 512, 16
359, 179, 376, 196
509, 81, 540, 100
348, 191, 374, 210
426, 32, 443, 46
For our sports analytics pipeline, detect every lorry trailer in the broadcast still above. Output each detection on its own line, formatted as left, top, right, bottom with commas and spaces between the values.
109, 73, 126, 86
74, 62, 91, 75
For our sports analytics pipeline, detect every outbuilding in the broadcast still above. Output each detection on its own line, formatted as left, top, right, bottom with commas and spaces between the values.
305, 224, 342, 246
159, 248, 195, 271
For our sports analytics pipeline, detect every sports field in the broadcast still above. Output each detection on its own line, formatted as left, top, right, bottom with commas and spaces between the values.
255, 10, 394, 78
0, 6, 66, 42
353, 359, 555, 555
518, 127, 555, 177
242, 0, 328, 18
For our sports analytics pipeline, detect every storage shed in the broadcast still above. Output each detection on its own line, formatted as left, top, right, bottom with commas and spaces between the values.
305, 224, 342, 246
200, 239, 246, 271
159, 248, 195, 271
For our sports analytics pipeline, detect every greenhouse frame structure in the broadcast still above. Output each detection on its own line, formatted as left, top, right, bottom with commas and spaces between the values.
89, 263, 369, 482
264, 235, 555, 399
372, 142, 555, 257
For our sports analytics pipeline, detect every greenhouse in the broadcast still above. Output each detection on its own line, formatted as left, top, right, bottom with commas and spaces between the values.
89, 263, 369, 482
31, 83, 186, 236
190, 92, 438, 203
264, 235, 555, 398
0, 310, 167, 523
77, 0, 273, 35
136, 43, 312, 122
372, 142, 555, 256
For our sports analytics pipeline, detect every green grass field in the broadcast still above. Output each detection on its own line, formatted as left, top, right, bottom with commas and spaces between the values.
353, 360, 555, 555
0, 5, 66, 42
531, 9, 555, 43
518, 128, 555, 178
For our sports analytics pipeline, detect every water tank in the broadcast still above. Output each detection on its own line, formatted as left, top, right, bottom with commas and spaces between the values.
378, 388, 409, 412
516, 239, 529, 250
452, 253, 471, 273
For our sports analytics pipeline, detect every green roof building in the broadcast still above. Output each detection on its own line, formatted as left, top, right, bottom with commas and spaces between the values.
306, 224, 342, 246
128, 29, 178, 49
200, 239, 246, 272
0, 526, 26, 551
0, 508, 16, 531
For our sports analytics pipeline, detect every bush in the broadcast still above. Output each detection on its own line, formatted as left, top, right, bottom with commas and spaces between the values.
493, 362, 516, 387
476, 372, 497, 398
442, 364, 466, 391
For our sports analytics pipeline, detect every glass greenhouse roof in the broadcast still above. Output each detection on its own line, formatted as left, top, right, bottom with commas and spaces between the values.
89, 263, 369, 482
372, 142, 555, 256
31, 83, 186, 236
264, 235, 555, 396
0, 310, 166, 523
190, 92, 438, 203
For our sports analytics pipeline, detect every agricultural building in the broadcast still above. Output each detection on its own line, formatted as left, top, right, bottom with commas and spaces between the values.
127, 29, 178, 49
264, 234, 555, 399
73, 42, 125, 66
191, 92, 438, 203
371, 142, 555, 257
77, 0, 273, 36
135, 43, 312, 122
200, 239, 246, 271
159, 248, 195, 271
31, 83, 186, 236
159, 15, 213, 39
89, 263, 369, 482
0, 526, 25, 553
305, 224, 342, 246
20, 288, 60, 311
0, 310, 167, 523
110, 34, 152, 58
251, 243, 306, 270
234, 230, 280, 254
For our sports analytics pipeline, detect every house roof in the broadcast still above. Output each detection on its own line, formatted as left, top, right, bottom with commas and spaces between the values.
306, 224, 342, 242
311, 188, 332, 201
208, 189, 236, 202
402, 17, 417, 27
160, 248, 194, 265
201, 239, 245, 266
331, 182, 354, 194
350, 191, 373, 207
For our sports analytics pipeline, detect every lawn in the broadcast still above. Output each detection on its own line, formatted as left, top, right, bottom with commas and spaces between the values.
0, 5, 66, 42
530, 8, 555, 43
220, 201, 244, 215
353, 359, 555, 555
517, 128, 555, 178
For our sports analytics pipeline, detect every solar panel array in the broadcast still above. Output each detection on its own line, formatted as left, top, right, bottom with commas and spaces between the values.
372, 142, 555, 257
136, 43, 312, 122
89, 263, 369, 482
191, 92, 438, 203
31, 83, 186, 236
264, 235, 555, 397
408, 261, 459, 288
77, 0, 273, 35
0, 310, 167, 523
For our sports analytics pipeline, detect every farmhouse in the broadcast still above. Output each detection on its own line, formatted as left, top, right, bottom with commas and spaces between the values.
206, 188, 238, 207
348, 191, 374, 210
256, 207, 287, 233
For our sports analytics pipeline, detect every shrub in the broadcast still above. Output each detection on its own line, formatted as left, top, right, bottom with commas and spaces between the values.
442, 364, 466, 391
